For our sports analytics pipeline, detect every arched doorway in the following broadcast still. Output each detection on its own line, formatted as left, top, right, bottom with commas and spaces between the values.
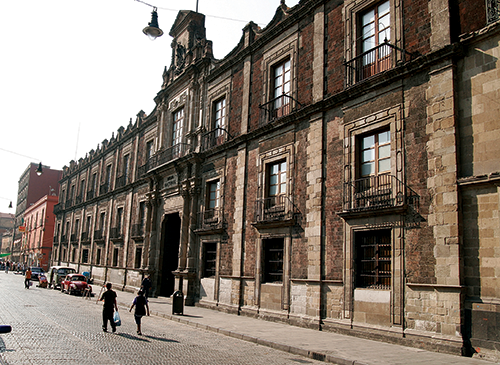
158, 213, 181, 297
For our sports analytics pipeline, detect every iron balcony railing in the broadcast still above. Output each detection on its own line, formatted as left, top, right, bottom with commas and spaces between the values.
137, 164, 148, 179
53, 203, 63, 215
254, 195, 298, 223
197, 207, 225, 231
93, 230, 105, 241
75, 194, 83, 205
147, 143, 191, 172
65, 199, 73, 209
109, 227, 123, 240
259, 93, 301, 126
131, 224, 145, 238
70, 234, 78, 243
344, 41, 413, 87
86, 190, 95, 200
115, 175, 128, 189
343, 174, 419, 212
488, 0, 500, 23
81, 231, 89, 242
201, 128, 232, 151
100, 183, 110, 195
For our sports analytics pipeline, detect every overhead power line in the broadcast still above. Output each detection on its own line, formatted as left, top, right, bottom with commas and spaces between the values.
134, 0, 267, 26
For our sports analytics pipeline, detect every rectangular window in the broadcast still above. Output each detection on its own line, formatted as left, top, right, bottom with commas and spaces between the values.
123, 154, 130, 181
203, 242, 217, 278
116, 207, 123, 232
112, 247, 119, 267
267, 160, 287, 198
355, 229, 391, 289
105, 165, 112, 185
80, 179, 85, 197
73, 219, 80, 241
214, 98, 226, 135
172, 108, 184, 147
360, 1, 391, 76
263, 238, 284, 283
360, 130, 391, 177
99, 212, 106, 230
134, 247, 142, 269
272, 59, 291, 118
71, 248, 77, 262
146, 140, 154, 160
86, 216, 92, 233
139, 202, 146, 229
82, 249, 89, 263
207, 180, 220, 210
96, 248, 101, 265
70, 185, 75, 201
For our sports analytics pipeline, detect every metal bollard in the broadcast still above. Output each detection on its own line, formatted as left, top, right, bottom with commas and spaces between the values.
172, 290, 184, 315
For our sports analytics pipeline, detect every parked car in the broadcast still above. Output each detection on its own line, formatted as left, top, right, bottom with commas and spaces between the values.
61, 274, 92, 296
47, 266, 76, 289
30, 267, 44, 281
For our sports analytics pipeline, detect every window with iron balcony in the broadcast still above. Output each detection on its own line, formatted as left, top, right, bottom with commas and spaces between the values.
255, 160, 296, 224
344, 0, 412, 86
202, 98, 231, 151
197, 180, 224, 232
259, 58, 299, 126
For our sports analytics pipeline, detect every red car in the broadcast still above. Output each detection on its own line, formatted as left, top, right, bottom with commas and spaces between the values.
61, 274, 92, 296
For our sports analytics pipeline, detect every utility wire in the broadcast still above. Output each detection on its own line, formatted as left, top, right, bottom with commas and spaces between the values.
134, 0, 267, 26
0, 148, 41, 163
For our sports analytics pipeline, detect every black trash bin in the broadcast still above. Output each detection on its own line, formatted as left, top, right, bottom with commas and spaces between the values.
172, 290, 184, 315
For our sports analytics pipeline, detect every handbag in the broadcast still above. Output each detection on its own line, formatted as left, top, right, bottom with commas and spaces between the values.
113, 311, 121, 326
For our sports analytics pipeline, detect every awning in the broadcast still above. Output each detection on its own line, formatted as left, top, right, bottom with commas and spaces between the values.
0, 253, 12, 258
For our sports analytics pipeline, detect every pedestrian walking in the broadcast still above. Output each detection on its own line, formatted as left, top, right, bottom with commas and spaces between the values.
141, 275, 152, 299
24, 268, 31, 289
5, 261, 9, 274
129, 290, 150, 335
99, 283, 118, 333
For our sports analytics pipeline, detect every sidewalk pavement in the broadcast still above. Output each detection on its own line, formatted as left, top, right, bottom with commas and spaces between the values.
102, 288, 495, 365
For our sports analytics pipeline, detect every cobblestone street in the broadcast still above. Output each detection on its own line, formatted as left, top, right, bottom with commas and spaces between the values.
0, 273, 323, 365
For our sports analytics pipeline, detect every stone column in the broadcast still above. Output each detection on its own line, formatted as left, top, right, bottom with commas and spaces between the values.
177, 181, 191, 272
185, 177, 200, 306
232, 145, 248, 307
145, 178, 160, 294
312, 5, 324, 103
305, 113, 324, 318
425, 60, 462, 337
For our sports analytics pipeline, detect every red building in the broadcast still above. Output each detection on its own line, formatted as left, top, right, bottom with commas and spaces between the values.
22, 194, 58, 270
11, 163, 61, 262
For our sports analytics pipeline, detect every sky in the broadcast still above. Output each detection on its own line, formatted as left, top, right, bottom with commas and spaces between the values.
0, 0, 300, 214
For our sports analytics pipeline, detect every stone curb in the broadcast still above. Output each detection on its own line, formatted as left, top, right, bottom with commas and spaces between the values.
117, 299, 362, 364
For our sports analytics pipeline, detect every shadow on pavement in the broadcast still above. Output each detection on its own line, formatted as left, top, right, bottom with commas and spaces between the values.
115, 333, 149, 342
143, 335, 179, 343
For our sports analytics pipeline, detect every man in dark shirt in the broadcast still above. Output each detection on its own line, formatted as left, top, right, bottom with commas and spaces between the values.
99, 283, 118, 333
141, 275, 152, 299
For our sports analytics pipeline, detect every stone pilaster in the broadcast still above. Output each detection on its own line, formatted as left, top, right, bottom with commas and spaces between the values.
312, 5, 324, 103
425, 60, 462, 337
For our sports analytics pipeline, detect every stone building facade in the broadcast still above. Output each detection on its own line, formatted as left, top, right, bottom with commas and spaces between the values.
52, 0, 500, 358
22, 194, 58, 271
12, 163, 61, 263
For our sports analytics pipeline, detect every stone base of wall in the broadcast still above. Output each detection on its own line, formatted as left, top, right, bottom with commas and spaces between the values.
322, 319, 463, 355
196, 299, 464, 356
